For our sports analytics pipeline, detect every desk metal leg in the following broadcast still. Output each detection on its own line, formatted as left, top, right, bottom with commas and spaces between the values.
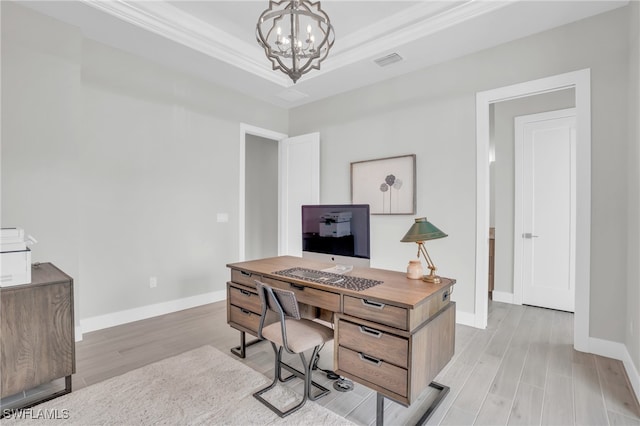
376, 393, 385, 426
230, 331, 262, 359
376, 381, 450, 426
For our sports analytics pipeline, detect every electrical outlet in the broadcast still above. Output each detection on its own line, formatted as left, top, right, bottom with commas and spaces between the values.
150, 276, 157, 288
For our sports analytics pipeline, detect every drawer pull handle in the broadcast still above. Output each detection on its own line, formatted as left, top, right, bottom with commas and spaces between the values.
240, 308, 251, 315
362, 299, 385, 309
240, 271, 252, 277
358, 353, 382, 366
290, 284, 305, 291
359, 326, 382, 338
442, 290, 449, 302
240, 289, 251, 296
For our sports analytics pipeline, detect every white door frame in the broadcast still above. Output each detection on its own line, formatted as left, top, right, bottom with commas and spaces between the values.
475, 69, 591, 352
239, 123, 288, 261
513, 108, 576, 309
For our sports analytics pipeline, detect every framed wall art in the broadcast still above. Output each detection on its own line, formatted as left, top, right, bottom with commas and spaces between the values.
351, 154, 416, 215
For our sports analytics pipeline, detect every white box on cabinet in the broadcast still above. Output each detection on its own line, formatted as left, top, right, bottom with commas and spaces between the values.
0, 249, 31, 287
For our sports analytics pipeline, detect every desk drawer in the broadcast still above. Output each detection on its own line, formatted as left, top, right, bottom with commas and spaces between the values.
338, 346, 407, 398
344, 296, 408, 330
264, 277, 341, 312
228, 304, 262, 335
230, 269, 262, 287
337, 319, 408, 369
228, 283, 261, 314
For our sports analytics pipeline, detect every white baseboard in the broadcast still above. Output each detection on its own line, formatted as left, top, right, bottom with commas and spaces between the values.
456, 309, 476, 327
588, 336, 626, 359
622, 349, 640, 405
75, 325, 83, 342
492, 291, 514, 304
80, 291, 227, 335
589, 337, 640, 403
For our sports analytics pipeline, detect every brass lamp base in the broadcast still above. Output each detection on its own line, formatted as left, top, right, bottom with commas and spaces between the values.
422, 273, 441, 284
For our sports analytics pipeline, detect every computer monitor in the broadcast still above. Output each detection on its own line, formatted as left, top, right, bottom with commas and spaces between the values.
301, 204, 370, 268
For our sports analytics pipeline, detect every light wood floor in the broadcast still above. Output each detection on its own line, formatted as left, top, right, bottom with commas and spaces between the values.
20, 301, 640, 425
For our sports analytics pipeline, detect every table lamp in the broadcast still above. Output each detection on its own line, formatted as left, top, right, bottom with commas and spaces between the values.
401, 217, 447, 284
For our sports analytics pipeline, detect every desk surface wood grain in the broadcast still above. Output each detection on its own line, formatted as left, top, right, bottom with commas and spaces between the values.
227, 256, 455, 310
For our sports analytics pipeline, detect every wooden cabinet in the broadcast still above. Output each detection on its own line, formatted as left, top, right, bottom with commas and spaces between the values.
0, 263, 75, 402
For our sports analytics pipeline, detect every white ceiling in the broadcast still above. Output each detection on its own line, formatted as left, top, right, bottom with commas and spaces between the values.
20, 0, 628, 109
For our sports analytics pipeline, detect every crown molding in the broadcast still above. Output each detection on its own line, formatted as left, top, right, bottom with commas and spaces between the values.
80, 0, 511, 87
318, 1, 513, 75
80, 0, 291, 87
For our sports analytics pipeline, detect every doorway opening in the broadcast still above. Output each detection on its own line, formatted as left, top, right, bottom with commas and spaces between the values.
490, 91, 576, 313
239, 124, 287, 261
476, 69, 591, 352
239, 125, 320, 262
245, 134, 279, 261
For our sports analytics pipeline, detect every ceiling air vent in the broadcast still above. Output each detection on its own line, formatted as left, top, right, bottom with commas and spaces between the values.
374, 53, 403, 67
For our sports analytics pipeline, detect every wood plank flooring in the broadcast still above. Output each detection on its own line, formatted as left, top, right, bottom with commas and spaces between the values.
4, 300, 640, 425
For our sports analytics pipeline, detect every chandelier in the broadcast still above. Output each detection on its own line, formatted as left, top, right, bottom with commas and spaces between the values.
256, 0, 335, 83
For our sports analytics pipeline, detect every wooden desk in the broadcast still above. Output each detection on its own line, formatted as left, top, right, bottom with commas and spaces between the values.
226, 256, 455, 424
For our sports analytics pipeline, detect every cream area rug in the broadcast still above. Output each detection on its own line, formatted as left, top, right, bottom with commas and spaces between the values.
3, 345, 353, 425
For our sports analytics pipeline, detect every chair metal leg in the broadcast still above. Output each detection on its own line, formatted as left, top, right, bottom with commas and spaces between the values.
253, 344, 331, 418
275, 346, 296, 383
306, 346, 330, 401
279, 347, 331, 401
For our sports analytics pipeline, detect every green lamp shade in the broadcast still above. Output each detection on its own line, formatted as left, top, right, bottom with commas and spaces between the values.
400, 217, 447, 242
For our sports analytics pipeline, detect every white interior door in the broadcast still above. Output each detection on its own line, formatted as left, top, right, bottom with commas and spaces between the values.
514, 109, 576, 312
279, 133, 320, 256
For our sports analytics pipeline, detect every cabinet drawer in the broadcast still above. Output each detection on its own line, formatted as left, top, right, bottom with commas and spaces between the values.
344, 296, 408, 330
263, 277, 340, 312
230, 269, 262, 287
338, 346, 407, 398
338, 319, 408, 368
228, 304, 261, 335
228, 283, 261, 314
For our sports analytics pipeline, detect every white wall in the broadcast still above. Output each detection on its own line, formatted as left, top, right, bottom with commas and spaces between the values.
627, 0, 640, 386
1, 2, 288, 325
492, 90, 575, 296
289, 6, 631, 340
1, 3, 83, 324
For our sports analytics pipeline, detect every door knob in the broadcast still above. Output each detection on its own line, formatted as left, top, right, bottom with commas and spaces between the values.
522, 233, 539, 239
